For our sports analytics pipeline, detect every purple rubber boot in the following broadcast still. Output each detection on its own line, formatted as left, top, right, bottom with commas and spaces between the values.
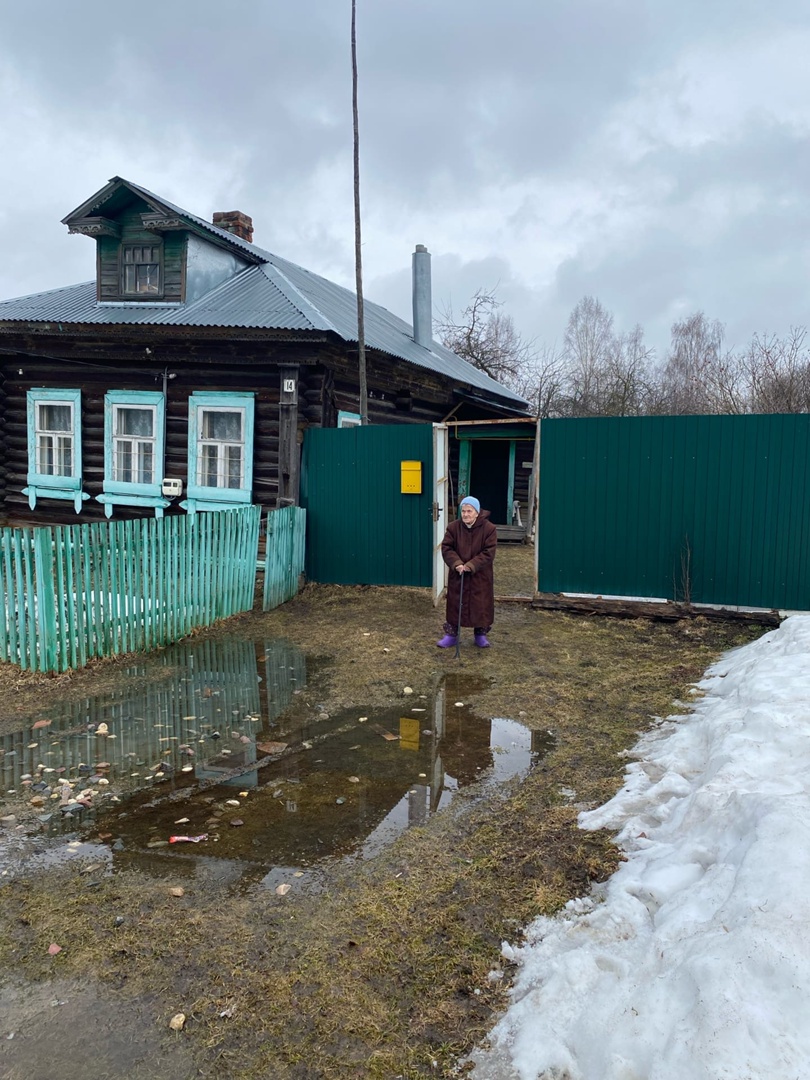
436, 634, 458, 648
474, 633, 490, 648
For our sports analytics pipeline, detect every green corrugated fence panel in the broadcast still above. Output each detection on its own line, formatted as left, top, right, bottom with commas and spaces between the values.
0, 506, 261, 674
538, 414, 810, 610
301, 424, 433, 586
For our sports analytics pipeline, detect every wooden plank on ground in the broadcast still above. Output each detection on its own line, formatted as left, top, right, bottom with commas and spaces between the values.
530, 592, 781, 626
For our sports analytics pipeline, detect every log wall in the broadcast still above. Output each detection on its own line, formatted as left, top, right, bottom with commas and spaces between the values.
0, 331, 516, 528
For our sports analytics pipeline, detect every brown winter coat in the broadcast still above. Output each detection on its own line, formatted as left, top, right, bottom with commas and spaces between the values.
441, 510, 497, 629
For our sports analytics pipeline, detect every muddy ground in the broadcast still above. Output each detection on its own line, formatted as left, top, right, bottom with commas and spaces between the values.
0, 547, 766, 1079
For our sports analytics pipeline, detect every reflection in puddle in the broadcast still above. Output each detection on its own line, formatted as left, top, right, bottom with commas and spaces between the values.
0, 636, 554, 888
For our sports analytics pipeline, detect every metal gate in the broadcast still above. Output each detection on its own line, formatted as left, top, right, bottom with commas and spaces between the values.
536, 414, 810, 610
301, 424, 445, 589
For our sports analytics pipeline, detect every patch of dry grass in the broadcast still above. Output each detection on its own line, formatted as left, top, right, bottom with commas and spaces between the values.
0, 555, 766, 1078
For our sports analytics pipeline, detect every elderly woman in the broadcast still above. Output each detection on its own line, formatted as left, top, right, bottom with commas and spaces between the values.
437, 495, 497, 648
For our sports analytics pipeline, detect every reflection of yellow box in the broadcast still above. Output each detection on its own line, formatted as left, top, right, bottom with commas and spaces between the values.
401, 460, 422, 494
399, 717, 421, 751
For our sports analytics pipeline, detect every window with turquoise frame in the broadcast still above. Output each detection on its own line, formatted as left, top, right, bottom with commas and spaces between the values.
337, 410, 362, 428
97, 390, 168, 518
24, 388, 89, 513
181, 391, 255, 512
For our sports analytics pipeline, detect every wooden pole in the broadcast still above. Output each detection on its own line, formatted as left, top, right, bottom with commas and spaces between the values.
351, 0, 368, 424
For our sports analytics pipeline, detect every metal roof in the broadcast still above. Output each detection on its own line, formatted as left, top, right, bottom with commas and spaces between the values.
2, 178, 529, 409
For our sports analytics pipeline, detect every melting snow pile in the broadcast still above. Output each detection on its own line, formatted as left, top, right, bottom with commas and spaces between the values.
470, 615, 810, 1080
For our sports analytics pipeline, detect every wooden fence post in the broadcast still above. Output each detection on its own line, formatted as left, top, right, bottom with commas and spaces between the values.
33, 527, 57, 672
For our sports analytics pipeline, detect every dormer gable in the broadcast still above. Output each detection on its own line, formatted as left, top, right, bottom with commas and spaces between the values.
62, 176, 263, 305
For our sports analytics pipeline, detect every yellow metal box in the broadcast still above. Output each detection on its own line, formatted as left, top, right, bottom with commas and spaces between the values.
400, 460, 422, 494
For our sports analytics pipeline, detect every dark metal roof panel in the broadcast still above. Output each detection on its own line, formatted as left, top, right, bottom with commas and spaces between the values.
262, 253, 528, 405
0, 269, 325, 330
0, 263, 528, 405
161, 266, 328, 329
0, 281, 100, 323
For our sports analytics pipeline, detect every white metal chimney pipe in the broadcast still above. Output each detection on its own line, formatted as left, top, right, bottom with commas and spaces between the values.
412, 244, 432, 348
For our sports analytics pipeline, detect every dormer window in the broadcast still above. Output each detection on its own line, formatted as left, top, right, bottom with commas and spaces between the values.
121, 244, 162, 296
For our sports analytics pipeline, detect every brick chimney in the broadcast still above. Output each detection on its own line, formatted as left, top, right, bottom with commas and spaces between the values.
212, 210, 254, 243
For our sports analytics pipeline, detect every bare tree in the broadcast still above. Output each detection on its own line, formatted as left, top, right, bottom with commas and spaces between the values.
659, 325, 810, 415
658, 312, 725, 414
742, 328, 810, 413
559, 297, 655, 416
702, 348, 748, 415
602, 324, 656, 416
511, 342, 567, 418
435, 289, 535, 384
561, 296, 615, 415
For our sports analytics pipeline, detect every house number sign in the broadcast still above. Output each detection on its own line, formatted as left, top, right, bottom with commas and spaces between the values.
283, 379, 296, 393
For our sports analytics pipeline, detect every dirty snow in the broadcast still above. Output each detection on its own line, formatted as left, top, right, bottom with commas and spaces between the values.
470, 614, 810, 1080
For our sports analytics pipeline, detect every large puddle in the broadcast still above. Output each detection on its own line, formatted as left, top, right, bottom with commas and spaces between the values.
0, 636, 553, 889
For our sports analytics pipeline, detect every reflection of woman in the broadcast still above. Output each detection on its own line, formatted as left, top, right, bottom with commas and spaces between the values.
437, 496, 497, 648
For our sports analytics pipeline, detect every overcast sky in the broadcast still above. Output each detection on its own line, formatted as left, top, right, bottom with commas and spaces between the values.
1, 0, 809, 361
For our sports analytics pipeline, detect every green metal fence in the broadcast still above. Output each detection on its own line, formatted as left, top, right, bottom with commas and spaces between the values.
301, 424, 433, 586
262, 505, 307, 610
0, 506, 261, 673
538, 414, 810, 610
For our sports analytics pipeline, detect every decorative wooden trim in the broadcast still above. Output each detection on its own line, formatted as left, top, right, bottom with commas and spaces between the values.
66, 216, 121, 238
141, 213, 186, 232
96, 492, 170, 518
23, 485, 90, 514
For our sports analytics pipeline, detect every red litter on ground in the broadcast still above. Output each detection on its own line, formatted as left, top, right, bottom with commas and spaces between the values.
169, 834, 208, 844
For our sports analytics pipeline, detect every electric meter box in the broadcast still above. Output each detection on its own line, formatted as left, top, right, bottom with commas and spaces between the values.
400, 460, 422, 494
161, 478, 184, 498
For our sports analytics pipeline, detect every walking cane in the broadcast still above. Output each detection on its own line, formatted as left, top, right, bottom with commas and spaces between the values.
455, 569, 465, 659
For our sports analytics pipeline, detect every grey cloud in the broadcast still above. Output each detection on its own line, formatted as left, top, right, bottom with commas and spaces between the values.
0, 0, 767, 199
2, 0, 810, 367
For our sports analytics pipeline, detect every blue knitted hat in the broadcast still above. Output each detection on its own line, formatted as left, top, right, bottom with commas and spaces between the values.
459, 496, 480, 514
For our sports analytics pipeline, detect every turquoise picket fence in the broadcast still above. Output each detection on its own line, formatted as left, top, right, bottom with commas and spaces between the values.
0, 506, 261, 673
262, 505, 307, 610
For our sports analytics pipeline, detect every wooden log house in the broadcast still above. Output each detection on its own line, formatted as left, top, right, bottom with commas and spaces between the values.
0, 176, 529, 527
